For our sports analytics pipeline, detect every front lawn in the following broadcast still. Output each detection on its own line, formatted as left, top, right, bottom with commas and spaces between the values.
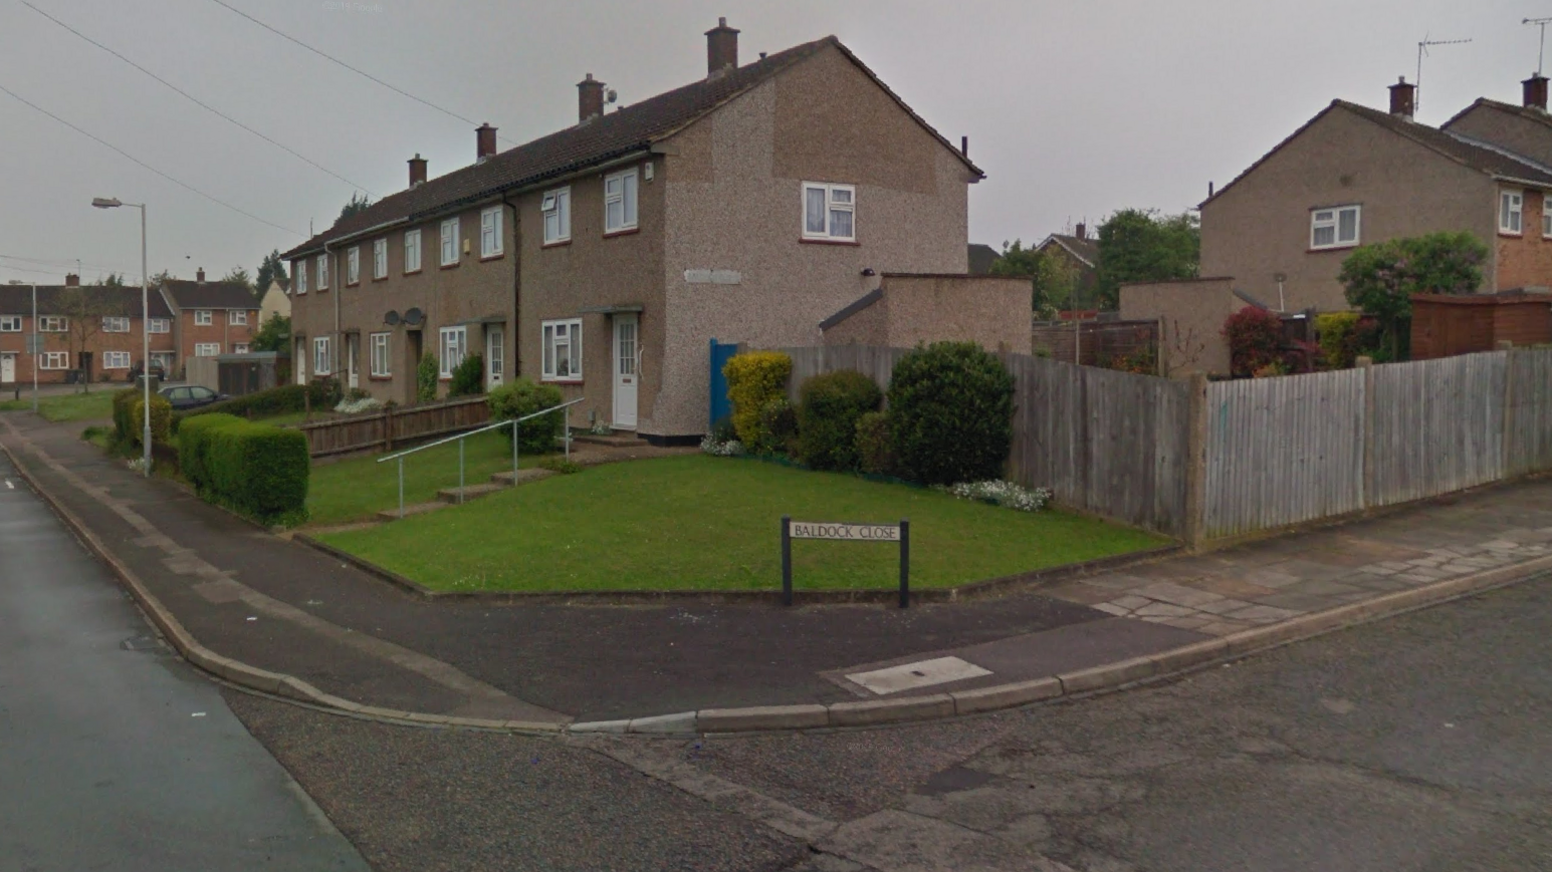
307, 430, 544, 526
317, 455, 1165, 592
0, 390, 116, 422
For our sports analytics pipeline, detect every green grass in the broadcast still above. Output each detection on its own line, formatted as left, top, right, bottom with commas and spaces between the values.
81, 425, 113, 450
0, 390, 117, 422
306, 429, 544, 526
318, 455, 1165, 592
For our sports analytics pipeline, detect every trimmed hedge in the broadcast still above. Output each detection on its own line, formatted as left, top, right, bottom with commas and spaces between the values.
128, 394, 172, 447
854, 410, 894, 476
488, 378, 564, 454
450, 353, 484, 398
171, 379, 340, 431
723, 351, 791, 448
797, 370, 881, 470
180, 413, 308, 524
887, 341, 1014, 486
112, 389, 137, 442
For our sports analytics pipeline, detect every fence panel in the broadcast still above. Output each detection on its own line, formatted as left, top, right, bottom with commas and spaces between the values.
299, 395, 490, 457
1369, 352, 1505, 506
1203, 369, 1365, 539
1507, 348, 1552, 476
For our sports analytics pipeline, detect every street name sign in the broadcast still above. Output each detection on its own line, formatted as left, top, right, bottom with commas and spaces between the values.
780, 516, 910, 608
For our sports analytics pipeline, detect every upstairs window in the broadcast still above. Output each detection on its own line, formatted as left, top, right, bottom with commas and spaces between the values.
194, 310, 213, 326
542, 187, 571, 244
604, 169, 639, 233
39, 315, 67, 332
440, 218, 460, 266
147, 317, 170, 333
1502, 189, 1524, 235
347, 246, 360, 284
404, 229, 422, 273
316, 253, 329, 289
802, 182, 855, 241
481, 206, 504, 257
102, 316, 130, 333
1310, 205, 1360, 249
230, 310, 248, 326
373, 238, 388, 278
0, 315, 20, 332
295, 260, 308, 294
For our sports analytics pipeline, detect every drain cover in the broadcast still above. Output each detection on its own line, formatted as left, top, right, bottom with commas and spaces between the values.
120, 635, 163, 652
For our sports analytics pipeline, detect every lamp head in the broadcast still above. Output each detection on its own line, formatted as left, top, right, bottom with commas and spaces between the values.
91, 197, 122, 209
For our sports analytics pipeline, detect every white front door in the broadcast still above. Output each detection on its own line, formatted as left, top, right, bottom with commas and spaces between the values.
486, 327, 505, 390
0, 353, 14, 384
612, 314, 638, 430
296, 338, 307, 384
346, 334, 359, 389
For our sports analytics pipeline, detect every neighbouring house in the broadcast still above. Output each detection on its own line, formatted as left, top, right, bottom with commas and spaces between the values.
1199, 76, 1552, 314
257, 279, 291, 326
0, 274, 176, 385
1035, 223, 1100, 307
819, 274, 1029, 352
157, 269, 261, 378
967, 243, 999, 275
282, 19, 985, 442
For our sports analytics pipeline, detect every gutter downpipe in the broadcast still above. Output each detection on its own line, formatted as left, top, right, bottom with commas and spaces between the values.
501, 191, 521, 378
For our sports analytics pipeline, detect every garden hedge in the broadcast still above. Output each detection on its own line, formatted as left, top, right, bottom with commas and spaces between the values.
171, 378, 341, 431
797, 370, 881, 470
488, 378, 564, 454
723, 351, 791, 448
450, 353, 484, 398
178, 413, 244, 490
128, 394, 172, 447
179, 413, 308, 523
854, 410, 894, 475
887, 341, 1014, 486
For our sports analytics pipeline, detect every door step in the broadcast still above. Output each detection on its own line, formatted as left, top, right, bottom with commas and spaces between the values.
436, 482, 509, 504
571, 431, 641, 448
375, 501, 449, 521
488, 468, 556, 486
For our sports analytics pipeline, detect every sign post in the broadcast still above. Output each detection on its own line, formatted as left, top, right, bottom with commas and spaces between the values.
780, 517, 910, 608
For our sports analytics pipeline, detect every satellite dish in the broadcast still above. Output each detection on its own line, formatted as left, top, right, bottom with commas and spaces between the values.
606, 89, 618, 104
384, 310, 401, 326
403, 307, 425, 327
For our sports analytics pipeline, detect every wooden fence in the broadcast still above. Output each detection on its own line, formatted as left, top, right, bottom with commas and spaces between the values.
298, 395, 491, 458
779, 345, 1552, 544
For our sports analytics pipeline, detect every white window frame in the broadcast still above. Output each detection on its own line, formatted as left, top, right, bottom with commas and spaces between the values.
604, 168, 639, 234
102, 351, 131, 369
541, 318, 582, 381
480, 206, 504, 257
1502, 189, 1525, 235
404, 229, 422, 273
102, 316, 130, 333
234, 310, 250, 326
347, 246, 360, 284
313, 336, 332, 375
370, 332, 391, 377
440, 218, 460, 266
438, 326, 466, 378
38, 315, 67, 332
1543, 196, 1552, 238
0, 315, 20, 332
373, 238, 388, 279
316, 253, 329, 289
194, 309, 213, 326
295, 260, 308, 294
195, 342, 221, 357
801, 181, 856, 241
1310, 204, 1361, 250
233, 343, 250, 354
41, 351, 69, 369
147, 317, 170, 334
541, 187, 571, 245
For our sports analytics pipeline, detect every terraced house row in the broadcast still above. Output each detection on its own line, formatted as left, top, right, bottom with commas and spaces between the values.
0, 270, 258, 385
283, 18, 1019, 443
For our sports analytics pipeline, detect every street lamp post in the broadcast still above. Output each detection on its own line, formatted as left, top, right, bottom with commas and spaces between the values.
92, 197, 151, 478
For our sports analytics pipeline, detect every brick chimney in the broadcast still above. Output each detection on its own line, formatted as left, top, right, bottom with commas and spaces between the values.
1389, 76, 1415, 120
64, 273, 80, 287
706, 17, 739, 77
408, 153, 427, 188
1525, 74, 1549, 111
196, 268, 205, 283
578, 73, 605, 123
476, 123, 497, 162
1074, 222, 1086, 240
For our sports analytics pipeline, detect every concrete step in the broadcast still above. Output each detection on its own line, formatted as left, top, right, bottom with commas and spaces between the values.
570, 431, 642, 448
488, 468, 557, 486
436, 482, 510, 504
375, 501, 448, 521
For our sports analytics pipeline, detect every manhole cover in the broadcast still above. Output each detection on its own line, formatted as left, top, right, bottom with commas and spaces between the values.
120, 635, 163, 652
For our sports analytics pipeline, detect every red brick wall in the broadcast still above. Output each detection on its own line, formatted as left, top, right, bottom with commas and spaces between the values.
1496, 191, 1552, 291
178, 308, 258, 361
0, 316, 177, 384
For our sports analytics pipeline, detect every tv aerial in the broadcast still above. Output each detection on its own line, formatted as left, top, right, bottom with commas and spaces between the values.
1416, 34, 1472, 113
1526, 18, 1552, 75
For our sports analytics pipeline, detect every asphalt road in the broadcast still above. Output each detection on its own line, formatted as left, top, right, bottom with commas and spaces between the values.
0, 451, 368, 872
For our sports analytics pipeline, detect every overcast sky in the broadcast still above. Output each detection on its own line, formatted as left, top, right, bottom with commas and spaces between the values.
0, 0, 1543, 286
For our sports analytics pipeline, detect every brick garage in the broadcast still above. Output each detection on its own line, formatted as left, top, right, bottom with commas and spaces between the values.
1410, 291, 1552, 359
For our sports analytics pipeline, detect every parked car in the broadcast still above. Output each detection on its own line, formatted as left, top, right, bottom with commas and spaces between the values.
128, 360, 166, 382
159, 385, 227, 410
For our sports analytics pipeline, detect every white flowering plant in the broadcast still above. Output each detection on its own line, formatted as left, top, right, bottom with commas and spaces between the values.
700, 434, 746, 457
936, 479, 1052, 512
334, 395, 384, 415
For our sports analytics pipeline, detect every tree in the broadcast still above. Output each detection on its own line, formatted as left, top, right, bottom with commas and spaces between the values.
1338, 231, 1488, 361
339, 193, 373, 220
220, 266, 252, 291
255, 249, 289, 292
56, 287, 117, 391
251, 313, 291, 353
1094, 209, 1200, 309
94, 273, 126, 287
990, 240, 1078, 318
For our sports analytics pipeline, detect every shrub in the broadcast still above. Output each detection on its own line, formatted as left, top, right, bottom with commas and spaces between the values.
488, 378, 564, 454
450, 353, 484, 398
854, 410, 894, 476
1223, 306, 1284, 377
112, 389, 137, 442
936, 480, 1052, 512
171, 380, 340, 431
417, 353, 439, 403
127, 393, 173, 447
204, 420, 310, 524
887, 342, 1015, 486
796, 370, 882, 470
178, 413, 245, 490
722, 351, 792, 447
754, 395, 798, 455
537, 456, 582, 474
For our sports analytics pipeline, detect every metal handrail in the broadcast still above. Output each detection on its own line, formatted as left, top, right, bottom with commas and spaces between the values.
376, 396, 585, 518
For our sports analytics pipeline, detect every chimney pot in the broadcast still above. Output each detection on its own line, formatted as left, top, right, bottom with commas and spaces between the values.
476, 123, 497, 162
705, 17, 740, 77
577, 73, 605, 123
408, 153, 427, 188
196, 268, 205, 283
1389, 76, 1415, 120
65, 273, 80, 287
1525, 73, 1549, 111
1075, 223, 1086, 240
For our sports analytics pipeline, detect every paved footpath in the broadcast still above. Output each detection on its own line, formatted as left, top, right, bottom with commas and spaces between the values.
4, 409, 1552, 730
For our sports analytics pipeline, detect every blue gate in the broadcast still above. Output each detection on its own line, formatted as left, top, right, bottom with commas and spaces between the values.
709, 339, 739, 428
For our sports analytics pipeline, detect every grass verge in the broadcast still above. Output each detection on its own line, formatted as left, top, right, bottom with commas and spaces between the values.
318, 454, 1165, 592
0, 390, 116, 422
